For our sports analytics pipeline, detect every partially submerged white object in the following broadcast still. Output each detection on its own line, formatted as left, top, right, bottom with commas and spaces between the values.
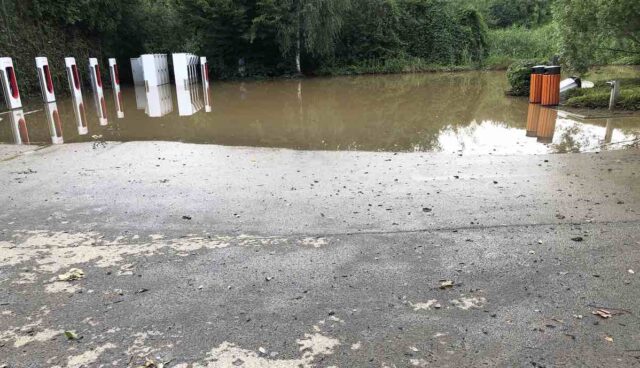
581, 81, 594, 88
560, 77, 595, 94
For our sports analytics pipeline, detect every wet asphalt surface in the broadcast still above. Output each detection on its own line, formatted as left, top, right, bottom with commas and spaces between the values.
0, 142, 639, 367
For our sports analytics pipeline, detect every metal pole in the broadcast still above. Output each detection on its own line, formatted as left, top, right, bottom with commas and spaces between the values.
608, 80, 620, 111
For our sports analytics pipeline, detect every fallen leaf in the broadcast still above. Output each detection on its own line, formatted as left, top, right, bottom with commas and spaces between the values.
140, 358, 165, 368
439, 280, 455, 289
64, 330, 79, 340
605, 336, 613, 342
58, 268, 84, 281
592, 309, 612, 319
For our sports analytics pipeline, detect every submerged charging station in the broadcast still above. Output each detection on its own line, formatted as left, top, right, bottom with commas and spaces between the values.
1, 57, 22, 109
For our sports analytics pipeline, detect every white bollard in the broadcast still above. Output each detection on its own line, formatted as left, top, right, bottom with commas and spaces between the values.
35, 57, 56, 102
0, 57, 22, 109
109, 58, 124, 118
44, 102, 63, 144
65, 57, 83, 100
8, 109, 28, 144
200, 56, 211, 112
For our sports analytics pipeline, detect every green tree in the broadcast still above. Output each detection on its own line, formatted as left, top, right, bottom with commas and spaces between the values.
457, 8, 489, 63
555, 0, 640, 72
178, 0, 252, 77
336, 0, 404, 62
251, 0, 350, 73
487, 0, 554, 28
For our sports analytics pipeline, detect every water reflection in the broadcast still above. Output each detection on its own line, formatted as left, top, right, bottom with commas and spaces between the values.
146, 85, 173, 118
0, 71, 638, 153
8, 109, 28, 144
536, 107, 557, 143
604, 119, 613, 144
70, 94, 89, 136
44, 102, 63, 144
135, 85, 147, 110
526, 104, 540, 137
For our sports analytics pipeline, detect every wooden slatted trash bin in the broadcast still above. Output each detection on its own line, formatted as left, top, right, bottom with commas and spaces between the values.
529, 65, 546, 104
541, 66, 561, 106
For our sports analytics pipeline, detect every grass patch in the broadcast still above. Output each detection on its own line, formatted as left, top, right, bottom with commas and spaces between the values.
565, 78, 640, 110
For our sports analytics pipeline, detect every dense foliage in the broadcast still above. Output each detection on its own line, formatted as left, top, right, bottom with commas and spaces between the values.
505, 59, 545, 96
0, 0, 638, 99
554, 0, 640, 72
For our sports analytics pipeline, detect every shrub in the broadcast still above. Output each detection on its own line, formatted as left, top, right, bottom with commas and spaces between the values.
506, 59, 545, 96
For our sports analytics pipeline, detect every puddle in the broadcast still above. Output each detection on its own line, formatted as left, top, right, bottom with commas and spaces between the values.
1, 71, 638, 153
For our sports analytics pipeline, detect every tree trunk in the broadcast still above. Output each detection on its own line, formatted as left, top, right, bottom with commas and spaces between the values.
295, 38, 301, 74
295, 0, 302, 74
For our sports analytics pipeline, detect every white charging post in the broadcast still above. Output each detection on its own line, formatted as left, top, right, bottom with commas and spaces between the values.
109, 58, 124, 118
35, 57, 56, 103
0, 57, 22, 109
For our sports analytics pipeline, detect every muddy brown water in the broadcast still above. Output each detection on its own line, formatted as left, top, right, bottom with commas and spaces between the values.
1, 71, 639, 154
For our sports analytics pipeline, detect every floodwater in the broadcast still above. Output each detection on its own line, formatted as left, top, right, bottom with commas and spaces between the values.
1, 71, 639, 154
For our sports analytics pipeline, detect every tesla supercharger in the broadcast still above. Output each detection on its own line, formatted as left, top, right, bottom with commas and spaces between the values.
200, 56, 212, 112
44, 102, 63, 144
141, 54, 169, 88
173, 53, 202, 116
0, 57, 22, 109
172, 53, 191, 90
35, 57, 56, 103
64, 58, 88, 135
65, 57, 82, 99
8, 109, 28, 144
109, 58, 124, 118
89, 58, 107, 125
